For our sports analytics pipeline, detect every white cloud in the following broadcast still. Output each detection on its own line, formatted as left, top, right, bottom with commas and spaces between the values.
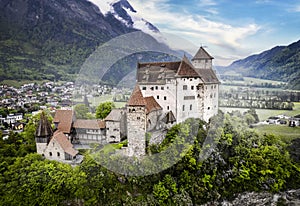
197, 0, 217, 6
129, 0, 260, 52
289, 5, 300, 12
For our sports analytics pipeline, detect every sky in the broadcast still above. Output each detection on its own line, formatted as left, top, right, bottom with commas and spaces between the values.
128, 0, 300, 66
92, 0, 300, 66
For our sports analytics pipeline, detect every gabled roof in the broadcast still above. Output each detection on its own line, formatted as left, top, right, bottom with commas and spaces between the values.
176, 56, 199, 77
105, 109, 125, 122
35, 112, 53, 138
51, 130, 78, 157
195, 69, 220, 84
53, 110, 74, 134
137, 61, 181, 84
127, 84, 146, 106
192, 46, 214, 60
73, 119, 106, 129
144, 96, 162, 114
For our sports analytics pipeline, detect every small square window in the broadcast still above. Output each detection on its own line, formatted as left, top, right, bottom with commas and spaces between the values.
183, 85, 187, 90
142, 87, 146, 90
161, 87, 164, 90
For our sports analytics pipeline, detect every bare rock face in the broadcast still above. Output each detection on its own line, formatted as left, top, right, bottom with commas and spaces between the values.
201, 189, 300, 206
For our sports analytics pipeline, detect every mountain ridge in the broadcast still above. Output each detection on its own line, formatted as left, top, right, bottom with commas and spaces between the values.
218, 40, 300, 89
0, 0, 164, 82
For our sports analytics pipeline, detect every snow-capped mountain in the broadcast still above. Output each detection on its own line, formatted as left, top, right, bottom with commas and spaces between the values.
89, 0, 160, 36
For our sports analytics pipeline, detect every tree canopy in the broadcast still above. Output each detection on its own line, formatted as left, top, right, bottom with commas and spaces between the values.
95, 102, 115, 119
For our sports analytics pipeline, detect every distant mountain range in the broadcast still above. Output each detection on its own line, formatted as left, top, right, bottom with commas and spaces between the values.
0, 0, 169, 83
217, 40, 300, 89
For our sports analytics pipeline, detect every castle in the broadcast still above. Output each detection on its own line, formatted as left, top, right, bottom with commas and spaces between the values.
35, 46, 220, 161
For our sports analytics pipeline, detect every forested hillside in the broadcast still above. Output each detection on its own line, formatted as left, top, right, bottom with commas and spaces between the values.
1, 111, 300, 205
0, 0, 136, 82
219, 40, 300, 89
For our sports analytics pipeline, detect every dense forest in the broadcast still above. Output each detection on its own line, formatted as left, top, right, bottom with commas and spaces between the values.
1, 110, 300, 205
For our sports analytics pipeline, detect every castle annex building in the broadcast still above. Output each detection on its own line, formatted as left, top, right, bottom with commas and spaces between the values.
35, 46, 220, 160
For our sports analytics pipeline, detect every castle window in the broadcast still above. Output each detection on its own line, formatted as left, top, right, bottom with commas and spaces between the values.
183, 85, 187, 90
211, 85, 213, 89
167, 86, 169, 89
190, 78, 192, 81
150, 87, 154, 90
214, 93, 216, 98
210, 94, 213, 98
191, 86, 194, 90
214, 85, 216, 89
137, 117, 141, 120
167, 106, 169, 110
190, 104, 192, 110
183, 105, 185, 111
208, 107, 210, 110
157, 95, 159, 99
142, 87, 146, 90
155, 86, 158, 90
161, 86, 164, 90
184, 96, 195, 100
164, 96, 167, 100
49, 152, 52, 156
57, 152, 60, 157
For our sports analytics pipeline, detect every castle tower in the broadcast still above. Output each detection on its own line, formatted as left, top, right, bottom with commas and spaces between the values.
35, 111, 53, 156
126, 84, 147, 156
191, 46, 214, 69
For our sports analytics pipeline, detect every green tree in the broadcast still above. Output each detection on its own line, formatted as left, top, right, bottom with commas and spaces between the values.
74, 104, 93, 119
95, 102, 115, 119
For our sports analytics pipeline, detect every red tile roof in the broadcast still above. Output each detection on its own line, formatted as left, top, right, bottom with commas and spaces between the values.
53, 110, 74, 134
73, 119, 106, 129
51, 130, 78, 157
127, 84, 146, 106
144, 96, 162, 114
176, 56, 199, 77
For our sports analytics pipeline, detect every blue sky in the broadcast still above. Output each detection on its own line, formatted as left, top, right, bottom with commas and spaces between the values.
128, 0, 300, 65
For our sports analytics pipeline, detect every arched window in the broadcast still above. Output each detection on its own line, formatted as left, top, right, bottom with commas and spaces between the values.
49, 152, 52, 156
57, 152, 60, 157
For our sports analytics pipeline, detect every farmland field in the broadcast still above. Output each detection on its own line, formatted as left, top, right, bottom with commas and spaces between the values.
220, 102, 300, 121
253, 124, 300, 142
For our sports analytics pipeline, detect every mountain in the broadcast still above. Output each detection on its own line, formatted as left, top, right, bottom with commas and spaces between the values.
218, 40, 300, 89
0, 0, 165, 83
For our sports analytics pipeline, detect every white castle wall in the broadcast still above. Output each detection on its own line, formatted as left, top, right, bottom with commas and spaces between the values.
140, 80, 177, 117
202, 84, 219, 122
176, 77, 203, 122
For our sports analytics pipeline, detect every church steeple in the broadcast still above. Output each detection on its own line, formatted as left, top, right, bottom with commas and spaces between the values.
35, 111, 53, 144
